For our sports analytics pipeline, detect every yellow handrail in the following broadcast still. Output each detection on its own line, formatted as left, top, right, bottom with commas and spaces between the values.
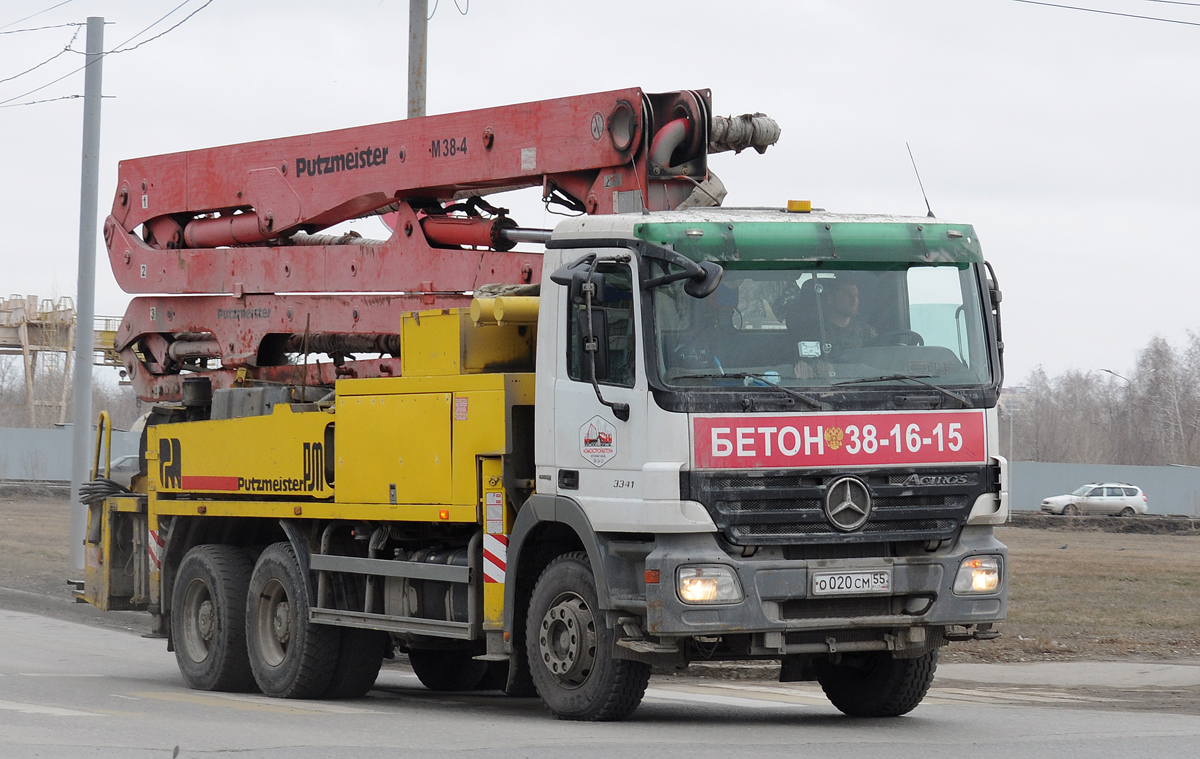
92, 410, 112, 480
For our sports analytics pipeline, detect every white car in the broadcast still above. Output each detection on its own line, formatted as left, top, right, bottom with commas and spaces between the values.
1041, 483, 1148, 517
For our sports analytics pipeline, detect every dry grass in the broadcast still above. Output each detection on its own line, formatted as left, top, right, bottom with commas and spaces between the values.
943, 526, 1200, 663
0, 490, 74, 600
2, 492, 1198, 663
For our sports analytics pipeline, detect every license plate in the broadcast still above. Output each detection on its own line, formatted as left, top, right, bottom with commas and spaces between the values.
811, 569, 892, 596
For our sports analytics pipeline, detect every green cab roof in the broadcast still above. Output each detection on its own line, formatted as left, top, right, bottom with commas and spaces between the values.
628, 210, 982, 267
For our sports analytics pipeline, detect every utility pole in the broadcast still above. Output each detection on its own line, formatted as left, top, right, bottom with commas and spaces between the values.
408, 0, 427, 118
69, 17, 104, 571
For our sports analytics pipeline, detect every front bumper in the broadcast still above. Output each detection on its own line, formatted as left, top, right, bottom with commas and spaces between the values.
642, 526, 1006, 652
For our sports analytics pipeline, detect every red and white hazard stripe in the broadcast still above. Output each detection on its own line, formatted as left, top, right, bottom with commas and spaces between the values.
148, 529, 165, 570
483, 533, 507, 584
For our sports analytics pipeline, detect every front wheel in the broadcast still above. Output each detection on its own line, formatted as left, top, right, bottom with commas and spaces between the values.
1063, 503, 1080, 517
816, 649, 938, 717
246, 542, 341, 698
525, 552, 650, 721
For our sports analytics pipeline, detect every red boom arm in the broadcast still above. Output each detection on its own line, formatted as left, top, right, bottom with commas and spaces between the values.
105, 88, 725, 400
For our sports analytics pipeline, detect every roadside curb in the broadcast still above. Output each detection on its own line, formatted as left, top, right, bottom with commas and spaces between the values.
937, 660, 1200, 688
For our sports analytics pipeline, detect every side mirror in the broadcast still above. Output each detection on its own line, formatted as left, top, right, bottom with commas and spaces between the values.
550, 254, 608, 305
684, 261, 723, 299
569, 270, 607, 306
576, 309, 610, 381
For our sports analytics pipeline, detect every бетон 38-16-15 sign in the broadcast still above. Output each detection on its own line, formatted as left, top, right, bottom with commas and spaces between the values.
692, 410, 987, 469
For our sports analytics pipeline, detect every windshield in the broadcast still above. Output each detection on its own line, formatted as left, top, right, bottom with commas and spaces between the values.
652, 263, 993, 390
1071, 485, 1092, 496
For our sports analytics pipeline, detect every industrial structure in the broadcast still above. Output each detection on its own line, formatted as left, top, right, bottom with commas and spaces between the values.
0, 295, 120, 426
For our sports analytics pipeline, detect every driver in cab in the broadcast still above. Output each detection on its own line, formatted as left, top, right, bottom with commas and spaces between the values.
787, 276, 877, 378
815, 278, 876, 349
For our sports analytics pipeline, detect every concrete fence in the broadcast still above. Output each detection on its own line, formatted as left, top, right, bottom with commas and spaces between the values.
1009, 461, 1200, 517
0, 425, 138, 482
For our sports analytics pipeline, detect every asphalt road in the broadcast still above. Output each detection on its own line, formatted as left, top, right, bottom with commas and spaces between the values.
1, 597, 1199, 759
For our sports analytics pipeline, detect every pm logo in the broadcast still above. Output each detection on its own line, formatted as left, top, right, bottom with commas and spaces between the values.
159, 438, 182, 488
303, 442, 325, 492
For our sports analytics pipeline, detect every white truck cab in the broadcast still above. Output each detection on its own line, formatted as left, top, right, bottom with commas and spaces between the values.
509, 207, 1008, 717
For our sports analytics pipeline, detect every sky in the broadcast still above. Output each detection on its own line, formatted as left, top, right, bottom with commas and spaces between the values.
1, 0, 1197, 386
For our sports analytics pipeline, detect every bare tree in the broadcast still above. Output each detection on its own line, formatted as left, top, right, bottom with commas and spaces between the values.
0, 355, 141, 431
1004, 333, 1200, 466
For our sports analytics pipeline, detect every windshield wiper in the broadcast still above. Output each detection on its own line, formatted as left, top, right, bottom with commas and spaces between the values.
832, 374, 970, 407
672, 372, 827, 410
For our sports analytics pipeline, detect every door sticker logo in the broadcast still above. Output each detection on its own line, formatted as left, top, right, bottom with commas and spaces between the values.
580, 415, 617, 467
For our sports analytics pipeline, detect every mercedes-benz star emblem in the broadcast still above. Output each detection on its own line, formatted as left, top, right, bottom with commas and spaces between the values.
824, 477, 872, 532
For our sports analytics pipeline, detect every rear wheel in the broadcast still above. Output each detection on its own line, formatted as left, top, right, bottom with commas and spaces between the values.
246, 542, 340, 698
1063, 503, 1080, 516
525, 552, 650, 721
322, 573, 389, 699
325, 628, 389, 699
816, 649, 938, 717
1119, 507, 1136, 517
171, 544, 257, 692
408, 649, 489, 692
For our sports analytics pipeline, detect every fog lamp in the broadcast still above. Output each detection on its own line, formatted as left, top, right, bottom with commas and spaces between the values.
677, 565, 743, 605
954, 556, 1001, 594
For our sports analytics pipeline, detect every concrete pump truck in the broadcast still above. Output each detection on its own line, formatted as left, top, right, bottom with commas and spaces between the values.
80, 87, 1008, 721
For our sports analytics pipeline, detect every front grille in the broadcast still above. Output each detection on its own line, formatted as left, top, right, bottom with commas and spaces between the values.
781, 597, 894, 620
716, 498, 821, 514
686, 466, 993, 546
874, 495, 968, 510
785, 629, 885, 646
731, 518, 958, 541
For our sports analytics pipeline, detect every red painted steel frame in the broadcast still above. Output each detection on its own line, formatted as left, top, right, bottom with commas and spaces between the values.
118, 293, 458, 400
105, 88, 712, 400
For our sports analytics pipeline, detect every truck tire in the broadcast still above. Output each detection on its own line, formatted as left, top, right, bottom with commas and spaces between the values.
408, 650, 489, 691
321, 573, 388, 699
171, 544, 257, 692
479, 660, 511, 692
815, 649, 938, 717
324, 628, 389, 699
525, 552, 650, 721
246, 542, 340, 698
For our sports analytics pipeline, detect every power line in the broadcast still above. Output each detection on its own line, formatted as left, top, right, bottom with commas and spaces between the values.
0, 22, 83, 35
1009, 0, 1200, 26
0, 93, 112, 109
427, 0, 470, 20
0, 53, 85, 106
0, 26, 81, 86
0, 93, 80, 108
1, 0, 76, 30
107, 0, 210, 55
0, 1, 212, 108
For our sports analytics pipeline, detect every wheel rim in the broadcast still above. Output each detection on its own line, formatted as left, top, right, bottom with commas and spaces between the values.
254, 577, 291, 667
537, 591, 597, 689
180, 578, 215, 664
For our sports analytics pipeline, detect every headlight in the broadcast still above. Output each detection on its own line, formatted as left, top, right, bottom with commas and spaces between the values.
954, 556, 1001, 594
677, 565, 743, 604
